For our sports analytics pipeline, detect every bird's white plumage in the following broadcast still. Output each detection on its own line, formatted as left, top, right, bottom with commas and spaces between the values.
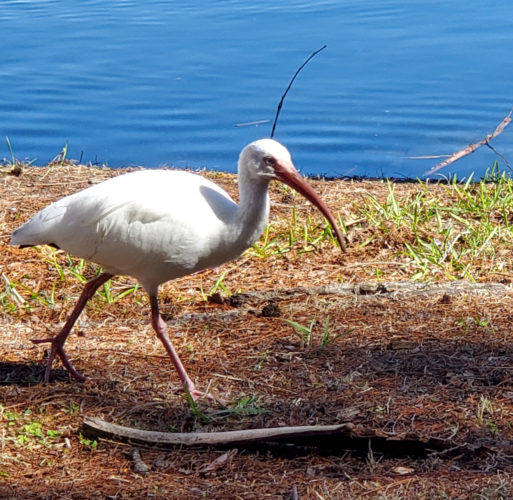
10, 140, 299, 294
11, 169, 257, 293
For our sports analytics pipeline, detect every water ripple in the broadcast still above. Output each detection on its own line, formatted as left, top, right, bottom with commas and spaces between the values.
0, 0, 512, 178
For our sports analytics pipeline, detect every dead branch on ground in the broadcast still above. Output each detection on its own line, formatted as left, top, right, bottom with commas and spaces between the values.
83, 416, 354, 448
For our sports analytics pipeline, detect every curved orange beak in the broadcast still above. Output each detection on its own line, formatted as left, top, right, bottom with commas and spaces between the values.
274, 159, 346, 252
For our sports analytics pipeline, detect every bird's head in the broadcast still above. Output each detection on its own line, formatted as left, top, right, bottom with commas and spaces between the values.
239, 138, 294, 181
239, 139, 346, 251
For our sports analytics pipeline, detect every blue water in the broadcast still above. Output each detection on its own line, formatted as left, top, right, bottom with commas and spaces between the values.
1, 1, 512, 179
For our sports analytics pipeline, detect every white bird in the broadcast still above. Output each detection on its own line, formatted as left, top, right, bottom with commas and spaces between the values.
10, 139, 345, 399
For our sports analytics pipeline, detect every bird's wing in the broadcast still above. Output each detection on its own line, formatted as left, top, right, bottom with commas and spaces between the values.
11, 170, 238, 274
89, 172, 239, 276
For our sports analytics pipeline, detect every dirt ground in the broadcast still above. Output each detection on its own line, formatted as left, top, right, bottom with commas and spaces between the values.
1, 164, 513, 499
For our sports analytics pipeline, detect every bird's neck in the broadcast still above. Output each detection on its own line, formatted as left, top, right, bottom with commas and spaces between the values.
231, 169, 270, 250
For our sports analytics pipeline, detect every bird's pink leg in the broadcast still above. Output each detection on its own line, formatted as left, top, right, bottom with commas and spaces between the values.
32, 272, 113, 382
149, 295, 208, 400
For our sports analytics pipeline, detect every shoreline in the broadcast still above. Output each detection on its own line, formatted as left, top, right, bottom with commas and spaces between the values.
3, 158, 505, 184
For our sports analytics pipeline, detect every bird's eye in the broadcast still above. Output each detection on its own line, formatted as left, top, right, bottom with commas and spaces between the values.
263, 156, 276, 167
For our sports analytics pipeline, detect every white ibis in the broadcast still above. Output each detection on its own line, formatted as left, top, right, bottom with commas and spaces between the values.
10, 139, 345, 398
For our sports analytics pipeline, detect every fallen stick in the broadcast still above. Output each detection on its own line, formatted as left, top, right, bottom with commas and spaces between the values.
424, 108, 512, 176
83, 416, 354, 448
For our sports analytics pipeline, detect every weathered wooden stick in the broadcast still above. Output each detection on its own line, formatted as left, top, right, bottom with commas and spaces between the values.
424, 108, 512, 176
83, 416, 354, 448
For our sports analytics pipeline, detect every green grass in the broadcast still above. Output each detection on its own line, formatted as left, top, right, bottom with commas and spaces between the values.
284, 314, 348, 348
183, 391, 265, 424
284, 316, 316, 347
373, 163, 513, 281
2, 136, 33, 175
247, 193, 343, 258
247, 161, 513, 281
1, 272, 27, 313
98, 278, 140, 305
2, 247, 141, 314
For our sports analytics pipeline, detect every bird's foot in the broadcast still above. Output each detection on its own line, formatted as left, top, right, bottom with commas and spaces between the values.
173, 383, 218, 403
31, 337, 86, 383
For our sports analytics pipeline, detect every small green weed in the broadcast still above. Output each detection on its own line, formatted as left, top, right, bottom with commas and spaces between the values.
284, 317, 316, 347
209, 269, 232, 296
285, 315, 345, 348
3, 136, 31, 173
1, 273, 28, 313
253, 351, 268, 371
98, 278, 139, 304
487, 421, 499, 435
225, 395, 264, 416
183, 387, 210, 423
199, 269, 233, 301
477, 395, 494, 425
78, 433, 98, 450
320, 316, 349, 346
248, 224, 290, 258
211, 395, 265, 420
61, 403, 80, 415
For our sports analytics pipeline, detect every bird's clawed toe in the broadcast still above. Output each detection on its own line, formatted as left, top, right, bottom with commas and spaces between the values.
31, 337, 86, 383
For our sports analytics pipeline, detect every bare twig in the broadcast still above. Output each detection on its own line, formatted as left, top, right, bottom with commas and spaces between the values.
424, 108, 512, 176
485, 139, 511, 169
270, 45, 327, 138
235, 119, 270, 128
405, 154, 450, 160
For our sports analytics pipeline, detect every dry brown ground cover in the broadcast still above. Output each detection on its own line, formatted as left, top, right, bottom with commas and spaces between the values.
1, 163, 513, 499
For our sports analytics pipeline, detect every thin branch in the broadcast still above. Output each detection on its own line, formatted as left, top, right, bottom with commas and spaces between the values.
485, 139, 511, 169
424, 108, 512, 176
270, 45, 327, 138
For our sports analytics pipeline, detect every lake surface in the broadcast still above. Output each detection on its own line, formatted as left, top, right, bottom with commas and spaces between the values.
1, 1, 512, 179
